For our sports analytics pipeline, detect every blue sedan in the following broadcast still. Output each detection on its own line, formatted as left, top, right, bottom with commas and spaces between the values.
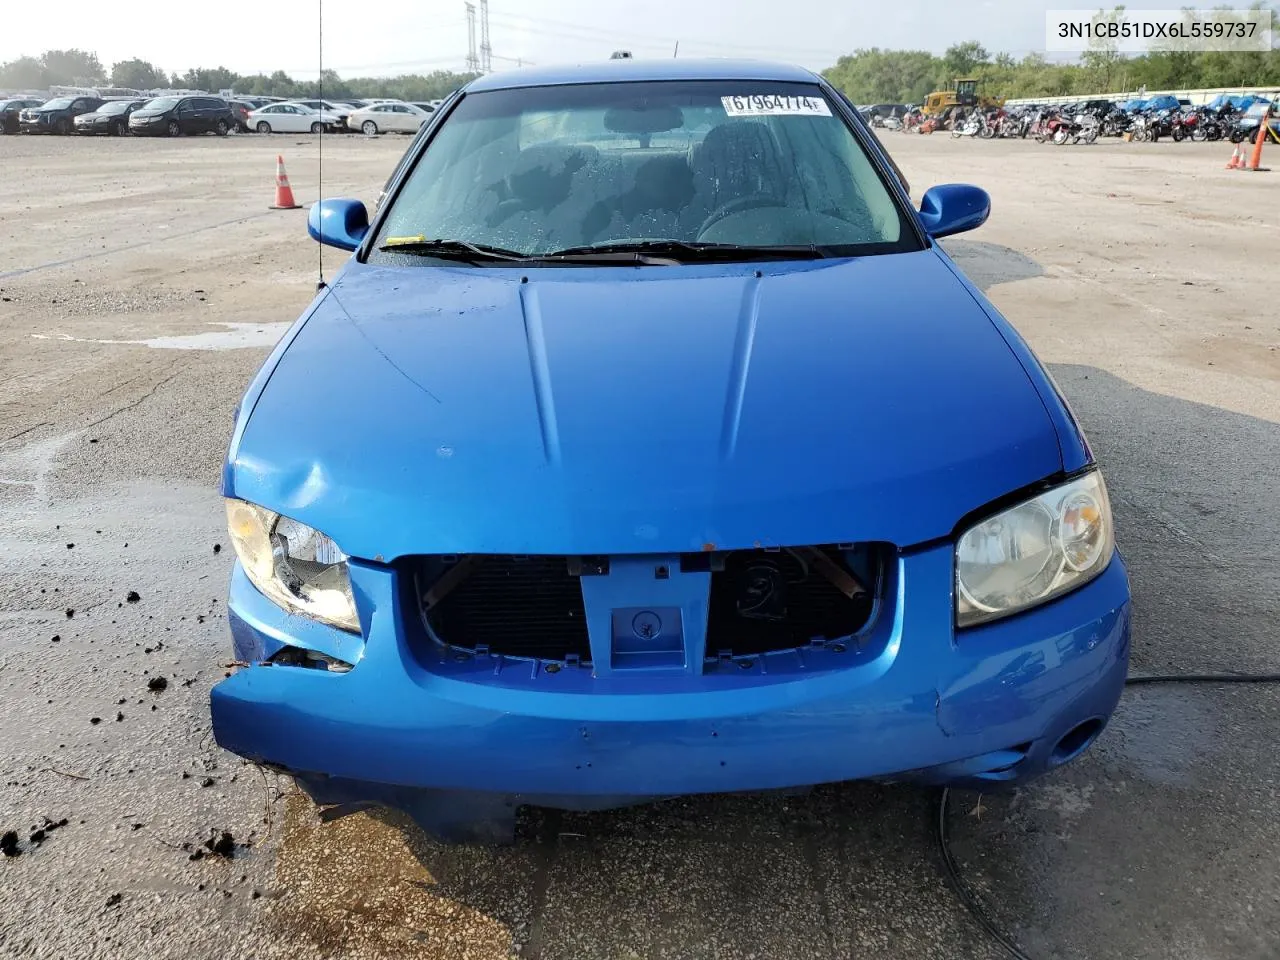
212, 59, 1131, 842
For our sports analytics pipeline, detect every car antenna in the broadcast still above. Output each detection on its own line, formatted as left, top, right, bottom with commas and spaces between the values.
316, 0, 326, 291
673, 41, 679, 58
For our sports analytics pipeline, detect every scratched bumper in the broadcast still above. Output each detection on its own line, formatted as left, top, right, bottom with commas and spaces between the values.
211, 543, 1130, 825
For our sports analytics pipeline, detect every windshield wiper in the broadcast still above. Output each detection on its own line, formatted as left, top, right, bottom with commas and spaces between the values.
377, 237, 676, 266
543, 240, 828, 263
377, 238, 532, 262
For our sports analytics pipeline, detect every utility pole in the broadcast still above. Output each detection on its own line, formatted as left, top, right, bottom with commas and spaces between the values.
465, 2, 480, 74
479, 0, 492, 72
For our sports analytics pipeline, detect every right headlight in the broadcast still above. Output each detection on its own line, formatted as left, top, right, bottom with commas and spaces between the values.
956, 470, 1114, 628
225, 499, 360, 633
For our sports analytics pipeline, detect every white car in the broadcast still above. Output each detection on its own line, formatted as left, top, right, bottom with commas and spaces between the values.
248, 103, 343, 134
287, 99, 355, 128
348, 102, 431, 136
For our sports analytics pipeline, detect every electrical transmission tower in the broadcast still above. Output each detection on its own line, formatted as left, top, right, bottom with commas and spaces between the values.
465, 2, 480, 73
479, 0, 492, 72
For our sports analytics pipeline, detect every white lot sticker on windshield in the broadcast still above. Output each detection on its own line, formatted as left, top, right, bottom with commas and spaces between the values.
721, 94, 832, 117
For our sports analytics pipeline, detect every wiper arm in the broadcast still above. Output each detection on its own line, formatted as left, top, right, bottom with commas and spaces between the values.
544, 240, 827, 262
378, 237, 532, 262
377, 237, 675, 266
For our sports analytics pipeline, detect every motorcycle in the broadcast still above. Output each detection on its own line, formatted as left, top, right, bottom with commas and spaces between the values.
1173, 109, 1209, 142
1031, 108, 1064, 142
1148, 108, 1177, 142
952, 110, 986, 138
995, 112, 1024, 138
1074, 110, 1101, 144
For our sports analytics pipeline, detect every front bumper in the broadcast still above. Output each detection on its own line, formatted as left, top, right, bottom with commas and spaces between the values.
128, 119, 167, 135
212, 545, 1130, 839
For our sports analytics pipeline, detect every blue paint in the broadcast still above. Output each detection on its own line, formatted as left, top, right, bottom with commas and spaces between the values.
579, 557, 709, 675
212, 58, 1132, 840
226, 252, 1065, 558
917, 184, 991, 239
212, 552, 1131, 835
308, 198, 369, 252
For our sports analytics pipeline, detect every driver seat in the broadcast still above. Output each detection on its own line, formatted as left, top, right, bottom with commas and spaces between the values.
687, 122, 789, 227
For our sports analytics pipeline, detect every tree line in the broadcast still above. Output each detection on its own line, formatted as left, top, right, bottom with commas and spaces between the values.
821, 41, 1280, 105
0, 49, 477, 102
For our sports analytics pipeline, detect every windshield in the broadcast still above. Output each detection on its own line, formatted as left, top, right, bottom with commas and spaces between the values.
373, 80, 914, 261
143, 97, 178, 111
40, 98, 73, 110
100, 101, 132, 114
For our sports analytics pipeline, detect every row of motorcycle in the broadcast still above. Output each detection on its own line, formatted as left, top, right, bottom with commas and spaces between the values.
901, 103, 1262, 145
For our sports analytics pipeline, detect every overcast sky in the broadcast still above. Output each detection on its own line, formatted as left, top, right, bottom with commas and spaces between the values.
0, 0, 1242, 78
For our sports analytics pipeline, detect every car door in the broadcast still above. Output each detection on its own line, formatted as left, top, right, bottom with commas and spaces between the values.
282, 105, 308, 134
383, 104, 405, 133
391, 104, 418, 133
198, 98, 218, 132
174, 99, 195, 133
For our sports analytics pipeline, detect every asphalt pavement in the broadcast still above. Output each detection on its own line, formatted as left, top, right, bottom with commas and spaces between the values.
0, 131, 1276, 960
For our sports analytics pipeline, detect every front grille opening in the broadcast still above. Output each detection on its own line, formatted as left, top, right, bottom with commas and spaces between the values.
417, 545, 884, 665
704, 545, 882, 658
420, 555, 591, 663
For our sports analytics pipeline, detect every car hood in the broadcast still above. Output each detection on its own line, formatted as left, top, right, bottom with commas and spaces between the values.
229, 249, 1065, 558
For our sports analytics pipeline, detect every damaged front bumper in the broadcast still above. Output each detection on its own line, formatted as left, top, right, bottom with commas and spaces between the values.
211, 544, 1130, 841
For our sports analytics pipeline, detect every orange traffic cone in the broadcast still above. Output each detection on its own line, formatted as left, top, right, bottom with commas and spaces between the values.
1225, 145, 1241, 169
1244, 120, 1270, 172
270, 155, 301, 209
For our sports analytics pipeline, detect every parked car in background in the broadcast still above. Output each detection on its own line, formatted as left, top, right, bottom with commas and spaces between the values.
248, 102, 344, 134
0, 97, 45, 134
1236, 99, 1279, 141
409, 101, 438, 114
74, 99, 146, 136
129, 96, 235, 136
19, 95, 104, 134
349, 101, 431, 135
229, 100, 256, 132
287, 99, 354, 130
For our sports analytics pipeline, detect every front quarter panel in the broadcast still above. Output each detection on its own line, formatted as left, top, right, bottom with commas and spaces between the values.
932, 245, 1092, 472
222, 285, 334, 497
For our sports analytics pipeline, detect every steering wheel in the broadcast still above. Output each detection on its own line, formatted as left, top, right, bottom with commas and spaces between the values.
697, 194, 787, 237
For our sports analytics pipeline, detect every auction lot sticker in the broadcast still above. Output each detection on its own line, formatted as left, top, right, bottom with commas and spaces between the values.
722, 94, 832, 117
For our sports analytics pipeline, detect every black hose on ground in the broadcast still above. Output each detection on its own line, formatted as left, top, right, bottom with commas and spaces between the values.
935, 672, 1280, 960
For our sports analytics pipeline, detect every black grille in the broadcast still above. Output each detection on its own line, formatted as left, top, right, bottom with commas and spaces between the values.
704, 547, 876, 657
419, 547, 878, 665
423, 556, 591, 662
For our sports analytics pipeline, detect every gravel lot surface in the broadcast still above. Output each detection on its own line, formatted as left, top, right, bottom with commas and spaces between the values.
0, 130, 1276, 960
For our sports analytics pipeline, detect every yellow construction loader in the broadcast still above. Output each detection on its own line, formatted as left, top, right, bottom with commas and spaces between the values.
922, 78, 1004, 117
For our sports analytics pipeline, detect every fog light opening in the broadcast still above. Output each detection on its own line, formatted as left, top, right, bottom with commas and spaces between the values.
1050, 718, 1103, 766
268, 646, 354, 673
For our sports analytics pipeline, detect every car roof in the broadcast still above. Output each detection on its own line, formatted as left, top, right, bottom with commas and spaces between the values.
465, 57, 819, 93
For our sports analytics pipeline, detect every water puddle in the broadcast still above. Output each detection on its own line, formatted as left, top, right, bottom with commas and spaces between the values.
32, 322, 289, 351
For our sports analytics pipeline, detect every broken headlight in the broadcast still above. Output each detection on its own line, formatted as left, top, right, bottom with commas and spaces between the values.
225, 499, 360, 633
955, 470, 1114, 628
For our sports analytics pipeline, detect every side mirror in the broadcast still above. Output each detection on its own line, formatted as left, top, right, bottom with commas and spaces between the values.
917, 183, 990, 239
308, 198, 369, 251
